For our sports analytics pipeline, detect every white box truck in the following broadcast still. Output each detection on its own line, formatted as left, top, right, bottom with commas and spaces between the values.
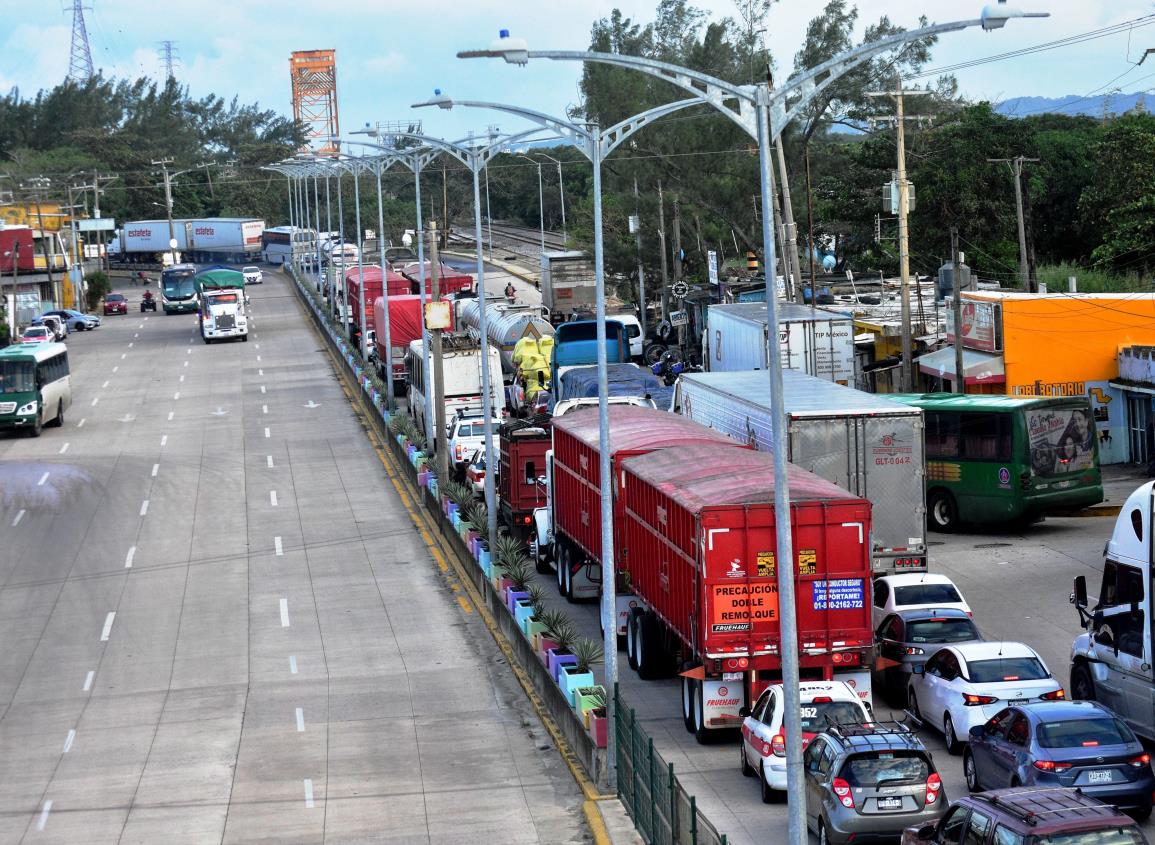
676, 368, 927, 575
704, 301, 857, 384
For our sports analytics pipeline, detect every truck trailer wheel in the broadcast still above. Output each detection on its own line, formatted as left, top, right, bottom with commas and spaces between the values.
681, 675, 696, 732
627, 608, 644, 672
555, 545, 572, 599
636, 612, 668, 681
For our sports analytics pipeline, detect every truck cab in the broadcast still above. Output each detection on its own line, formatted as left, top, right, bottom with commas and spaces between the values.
1070, 481, 1155, 738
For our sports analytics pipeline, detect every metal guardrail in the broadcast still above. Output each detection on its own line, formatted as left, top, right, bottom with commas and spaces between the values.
615, 685, 729, 845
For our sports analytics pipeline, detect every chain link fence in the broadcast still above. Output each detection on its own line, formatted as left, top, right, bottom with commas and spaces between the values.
615, 685, 729, 845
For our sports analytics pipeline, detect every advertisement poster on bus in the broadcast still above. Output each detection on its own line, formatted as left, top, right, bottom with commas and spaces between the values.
1027, 405, 1096, 476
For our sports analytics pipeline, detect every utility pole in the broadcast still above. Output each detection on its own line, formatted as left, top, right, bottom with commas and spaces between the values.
804, 145, 818, 315
951, 228, 966, 395
657, 182, 670, 321
25, 178, 57, 307
6, 240, 18, 337
633, 177, 646, 339
442, 162, 448, 248
429, 220, 448, 482
987, 155, 1039, 292
152, 158, 177, 260
774, 143, 805, 303
672, 198, 685, 347
867, 77, 934, 392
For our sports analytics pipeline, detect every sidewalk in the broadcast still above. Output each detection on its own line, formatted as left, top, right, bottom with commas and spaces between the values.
1093, 463, 1152, 516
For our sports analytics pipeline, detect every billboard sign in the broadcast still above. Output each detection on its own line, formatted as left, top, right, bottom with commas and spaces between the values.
946, 298, 1002, 352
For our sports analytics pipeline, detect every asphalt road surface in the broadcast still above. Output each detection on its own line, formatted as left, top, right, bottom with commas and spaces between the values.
0, 273, 587, 844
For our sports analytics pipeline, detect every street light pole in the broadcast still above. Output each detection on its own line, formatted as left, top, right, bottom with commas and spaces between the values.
519, 153, 545, 253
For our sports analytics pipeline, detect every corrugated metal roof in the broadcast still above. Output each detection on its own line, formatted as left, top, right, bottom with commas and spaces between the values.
623, 444, 860, 512
553, 405, 735, 453
680, 369, 921, 418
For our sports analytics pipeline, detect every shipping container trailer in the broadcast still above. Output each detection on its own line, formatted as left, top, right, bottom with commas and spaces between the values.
347, 266, 410, 332
187, 218, 265, 262
619, 444, 874, 741
119, 220, 191, 255
499, 422, 552, 542
540, 251, 595, 320
677, 369, 927, 574
548, 405, 740, 602
0, 228, 37, 273
705, 301, 857, 384
372, 295, 428, 395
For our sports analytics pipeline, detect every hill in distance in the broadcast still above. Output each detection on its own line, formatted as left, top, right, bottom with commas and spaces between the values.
996, 91, 1149, 118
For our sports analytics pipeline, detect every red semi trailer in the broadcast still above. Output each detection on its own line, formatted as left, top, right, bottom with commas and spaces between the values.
347, 266, 411, 333
619, 444, 874, 741
372, 295, 426, 396
498, 423, 551, 543
547, 406, 740, 605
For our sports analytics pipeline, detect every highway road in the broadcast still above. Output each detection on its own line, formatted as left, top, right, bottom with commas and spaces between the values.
0, 273, 588, 844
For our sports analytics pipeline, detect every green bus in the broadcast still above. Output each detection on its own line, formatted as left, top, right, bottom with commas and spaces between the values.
0, 342, 72, 436
161, 263, 198, 314
889, 393, 1103, 531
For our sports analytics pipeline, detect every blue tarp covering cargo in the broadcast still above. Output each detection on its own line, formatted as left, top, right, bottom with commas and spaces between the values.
551, 320, 628, 370
555, 363, 675, 411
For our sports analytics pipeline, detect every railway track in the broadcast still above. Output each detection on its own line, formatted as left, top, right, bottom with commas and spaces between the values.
450, 220, 569, 258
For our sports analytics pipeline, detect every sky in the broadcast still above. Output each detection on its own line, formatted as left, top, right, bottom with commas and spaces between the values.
1, 1, 1153, 145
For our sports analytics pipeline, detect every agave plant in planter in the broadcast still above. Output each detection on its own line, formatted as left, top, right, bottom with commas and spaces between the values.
523, 584, 550, 638
575, 685, 607, 727
493, 535, 527, 568
501, 555, 535, 613
560, 638, 604, 706
540, 609, 579, 680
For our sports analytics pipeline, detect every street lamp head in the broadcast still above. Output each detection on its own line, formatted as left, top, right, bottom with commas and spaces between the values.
457, 29, 529, 65
980, 1, 1049, 30
412, 89, 454, 110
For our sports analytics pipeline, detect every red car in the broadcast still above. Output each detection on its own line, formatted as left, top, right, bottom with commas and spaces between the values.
103, 293, 128, 315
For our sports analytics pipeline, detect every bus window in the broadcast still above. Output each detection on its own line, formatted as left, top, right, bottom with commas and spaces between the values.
960, 413, 1011, 461
926, 412, 960, 459
0, 359, 35, 392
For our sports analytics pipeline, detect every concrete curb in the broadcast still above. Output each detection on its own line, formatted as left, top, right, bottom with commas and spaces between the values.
443, 249, 541, 286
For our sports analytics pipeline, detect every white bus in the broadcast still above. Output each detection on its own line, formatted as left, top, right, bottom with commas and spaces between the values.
261, 226, 316, 265
405, 339, 503, 440
0, 342, 72, 437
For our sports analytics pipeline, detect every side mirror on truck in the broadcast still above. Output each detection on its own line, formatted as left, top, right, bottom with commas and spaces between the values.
1071, 575, 1090, 624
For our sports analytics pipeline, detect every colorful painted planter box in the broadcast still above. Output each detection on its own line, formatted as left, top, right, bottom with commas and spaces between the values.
559, 667, 595, 706
548, 650, 577, 682
513, 601, 534, 631
589, 709, 608, 748
506, 589, 529, 614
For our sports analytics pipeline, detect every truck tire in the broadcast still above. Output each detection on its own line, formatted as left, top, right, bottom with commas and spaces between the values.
681, 675, 696, 732
534, 542, 552, 575
562, 555, 576, 603
1071, 663, 1096, 702
636, 612, 667, 681
556, 544, 571, 599
627, 608, 644, 672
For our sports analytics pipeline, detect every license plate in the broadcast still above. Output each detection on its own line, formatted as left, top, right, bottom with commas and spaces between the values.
1008, 698, 1029, 705
876, 797, 903, 810
1088, 770, 1113, 784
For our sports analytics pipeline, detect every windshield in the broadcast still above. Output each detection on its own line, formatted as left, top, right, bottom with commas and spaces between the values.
968, 656, 1049, 683
162, 268, 197, 299
0, 360, 35, 393
1035, 830, 1143, 845
1037, 717, 1135, 749
894, 583, 963, 606
907, 618, 980, 643
840, 751, 929, 787
107, 294, 125, 302
800, 701, 862, 733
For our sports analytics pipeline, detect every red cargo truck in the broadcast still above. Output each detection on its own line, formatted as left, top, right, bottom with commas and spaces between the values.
372, 295, 426, 396
499, 423, 551, 543
400, 261, 474, 297
0, 228, 37, 273
548, 406, 739, 603
619, 444, 874, 741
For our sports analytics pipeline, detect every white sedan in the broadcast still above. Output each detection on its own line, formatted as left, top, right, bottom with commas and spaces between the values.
908, 641, 1064, 754
739, 680, 869, 802
872, 572, 972, 628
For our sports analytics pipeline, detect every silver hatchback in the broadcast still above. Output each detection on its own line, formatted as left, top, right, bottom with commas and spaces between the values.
804, 722, 947, 845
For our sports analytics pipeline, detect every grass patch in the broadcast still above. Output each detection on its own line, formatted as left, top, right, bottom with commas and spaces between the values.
1036, 262, 1152, 293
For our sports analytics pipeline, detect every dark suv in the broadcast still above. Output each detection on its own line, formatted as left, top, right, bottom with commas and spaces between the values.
805, 721, 947, 844
902, 787, 1149, 845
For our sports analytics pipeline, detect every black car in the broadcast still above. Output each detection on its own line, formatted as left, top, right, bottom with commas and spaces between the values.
874, 608, 983, 707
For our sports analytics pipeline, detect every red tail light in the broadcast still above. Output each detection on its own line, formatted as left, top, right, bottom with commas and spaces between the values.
455, 444, 463, 461
831, 651, 860, 666
1130, 753, 1151, 768
1033, 759, 1072, 773
1040, 689, 1066, 701
771, 732, 785, 757
925, 772, 942, 804
832, 777, 854, 808
963, 693, 998, 706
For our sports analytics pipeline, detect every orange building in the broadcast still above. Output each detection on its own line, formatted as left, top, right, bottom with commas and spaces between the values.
918, 291, 1155, 465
